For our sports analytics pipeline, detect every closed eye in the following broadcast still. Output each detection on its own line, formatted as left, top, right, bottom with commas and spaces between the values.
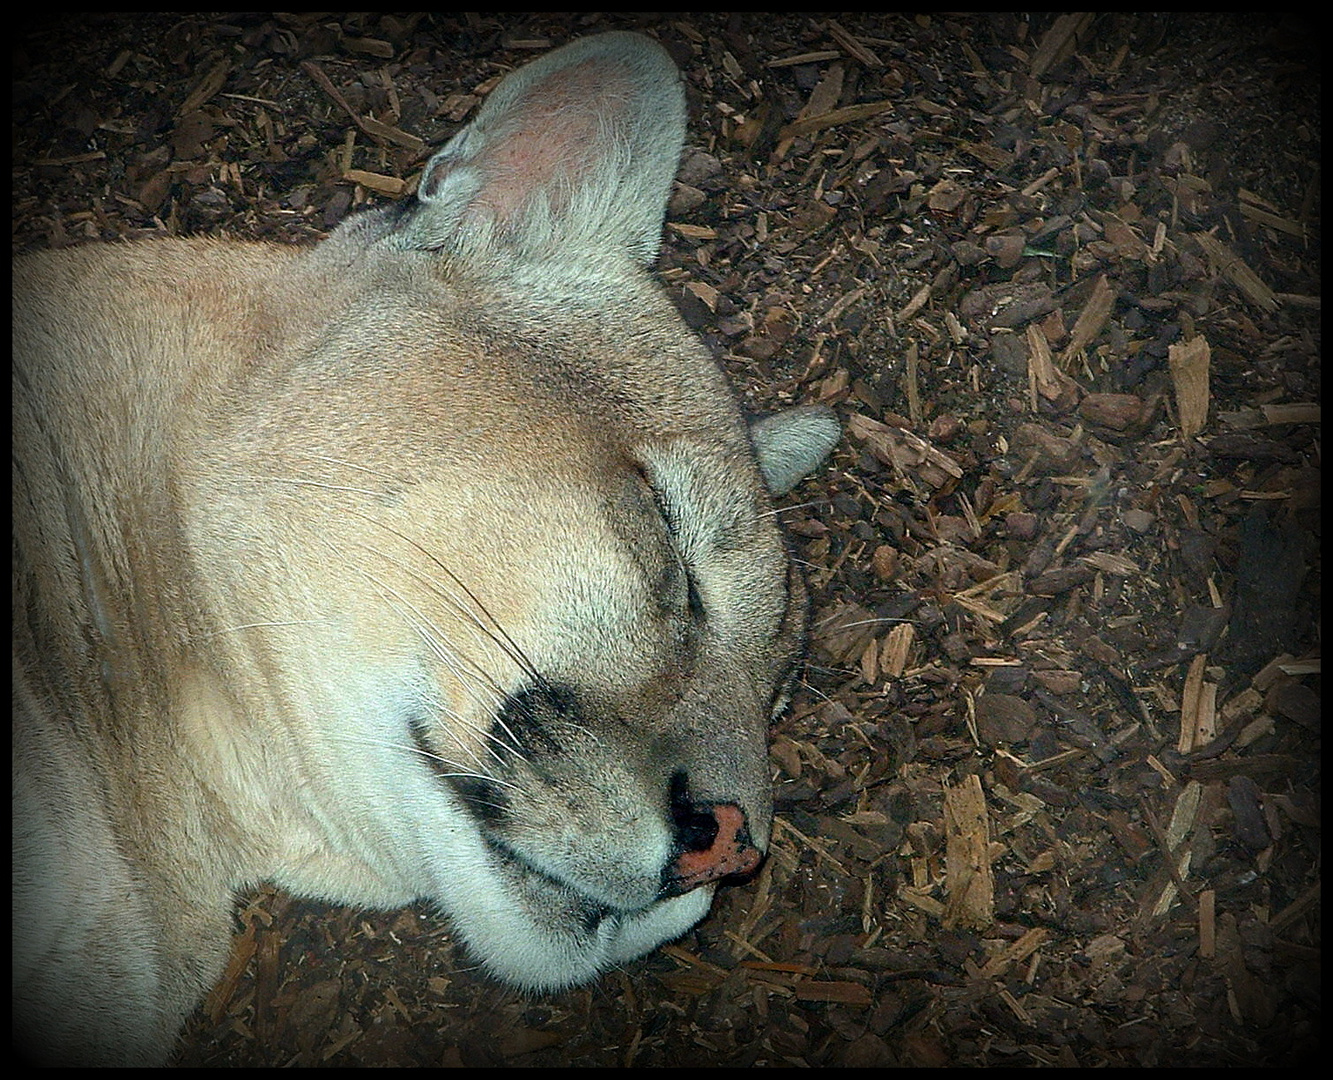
638, 466, 703, 621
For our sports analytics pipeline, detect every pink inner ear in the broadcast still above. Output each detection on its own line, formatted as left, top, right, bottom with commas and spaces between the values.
472, 59, 632, 224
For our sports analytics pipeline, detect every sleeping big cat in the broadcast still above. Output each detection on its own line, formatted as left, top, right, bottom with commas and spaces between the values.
12, 31, 839, 1064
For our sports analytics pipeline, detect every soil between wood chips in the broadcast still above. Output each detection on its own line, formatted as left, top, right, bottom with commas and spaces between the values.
14, 12, 1320, 1068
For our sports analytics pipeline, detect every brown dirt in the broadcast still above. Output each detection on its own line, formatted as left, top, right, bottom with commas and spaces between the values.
14, 12, 1320, 1067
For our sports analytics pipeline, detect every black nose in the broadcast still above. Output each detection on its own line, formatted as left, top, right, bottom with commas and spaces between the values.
663, 773, 763, 896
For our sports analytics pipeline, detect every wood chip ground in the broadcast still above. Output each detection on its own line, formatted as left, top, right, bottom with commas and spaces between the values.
14, 12, 1319, 1067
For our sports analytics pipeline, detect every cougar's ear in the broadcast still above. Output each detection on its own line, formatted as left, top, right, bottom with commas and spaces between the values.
397, 32, 685, 269
749, 406, 841, 496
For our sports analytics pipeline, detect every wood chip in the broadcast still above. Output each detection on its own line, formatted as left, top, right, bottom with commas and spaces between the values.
1168, 334, 1212, 438
1194, 231, 1280, 312
943, 774, 994, 930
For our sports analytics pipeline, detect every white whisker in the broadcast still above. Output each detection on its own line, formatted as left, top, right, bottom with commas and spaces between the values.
325, 730, 521, 793
196, 618, 329, 638
761, 498, 828, 517
812, 615, 913, 633
309, 536, 527, 763
342, 511, 545, 688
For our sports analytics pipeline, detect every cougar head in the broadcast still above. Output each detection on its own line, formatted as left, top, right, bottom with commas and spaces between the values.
11, 34, 841, 1054
193, 31, 840, 989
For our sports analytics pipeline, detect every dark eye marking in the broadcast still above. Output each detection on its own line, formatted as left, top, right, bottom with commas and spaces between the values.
495, 683, 581, 756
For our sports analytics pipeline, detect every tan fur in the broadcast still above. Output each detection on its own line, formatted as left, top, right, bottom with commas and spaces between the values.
12, 33, 839, 1065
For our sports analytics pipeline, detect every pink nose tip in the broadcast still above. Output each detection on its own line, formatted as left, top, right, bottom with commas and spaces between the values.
670, 803, 763, 891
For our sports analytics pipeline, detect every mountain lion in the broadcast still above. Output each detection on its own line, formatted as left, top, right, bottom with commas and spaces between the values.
12, 31, 839, 1064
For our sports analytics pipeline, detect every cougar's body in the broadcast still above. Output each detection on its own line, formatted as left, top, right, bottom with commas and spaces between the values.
12, 32, 839, 1064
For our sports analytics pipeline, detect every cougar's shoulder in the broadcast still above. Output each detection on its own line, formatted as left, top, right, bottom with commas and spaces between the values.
12, 31, 839, 1065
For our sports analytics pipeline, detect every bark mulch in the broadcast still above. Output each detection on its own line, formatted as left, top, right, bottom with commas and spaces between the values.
14, 12, 1319, 1067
